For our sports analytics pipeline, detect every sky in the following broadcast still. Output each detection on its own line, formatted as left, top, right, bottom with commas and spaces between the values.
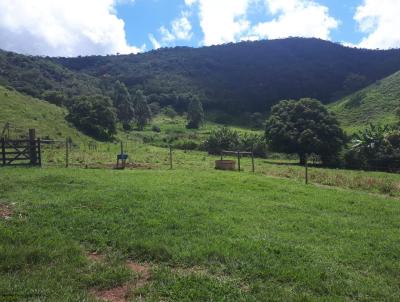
0, 0, 399, 57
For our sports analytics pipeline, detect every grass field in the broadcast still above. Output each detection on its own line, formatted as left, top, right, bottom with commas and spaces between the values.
329, 71, 400, 133
1, 166, 400, 301
0, 85, 89, 142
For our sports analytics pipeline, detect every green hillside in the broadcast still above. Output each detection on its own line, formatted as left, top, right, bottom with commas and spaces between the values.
330, 71, 400, 132
0, 85, 88, 141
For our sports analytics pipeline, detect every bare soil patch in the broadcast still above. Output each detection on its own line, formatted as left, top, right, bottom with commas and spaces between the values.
0, 202, 13, 220
87, 253, 151, 302
87, 251, 105, 262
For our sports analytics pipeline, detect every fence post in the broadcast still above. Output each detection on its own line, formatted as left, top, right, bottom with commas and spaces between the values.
29, 129, 37, 165
169, 145, 173, 169
65, 138, 69, 168
237, 151, 241, 172
305, 154, 309, 185
37, 138, 42, 167
251, 152, 255, 173
1, 138, 5, 166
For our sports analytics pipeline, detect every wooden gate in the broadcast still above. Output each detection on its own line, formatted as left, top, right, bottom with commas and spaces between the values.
1, 129, 41, 167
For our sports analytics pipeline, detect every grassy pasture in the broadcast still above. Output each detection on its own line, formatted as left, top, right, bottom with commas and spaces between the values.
1, 167, 400, 301
39, 139, 400, 198
329, 71, 400, 133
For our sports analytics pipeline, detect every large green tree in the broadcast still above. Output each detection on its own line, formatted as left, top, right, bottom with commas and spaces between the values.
113, 81, 134, 129
265, 98, 346, 165
186, 98, 204, 129
133, 90, 152, 131
67, 95, 117, 140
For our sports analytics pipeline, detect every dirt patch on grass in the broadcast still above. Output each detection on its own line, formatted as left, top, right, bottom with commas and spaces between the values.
87, 253, 151, 302
92, 285, 131, 302
87, 251, 105, 262
0, 202, 13, 220
126, 261, 151, 284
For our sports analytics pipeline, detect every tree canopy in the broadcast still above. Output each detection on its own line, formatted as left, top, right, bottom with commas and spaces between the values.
265, 98, 346, 165
113, 80, 134, 129
67, 95, 117, 140
133, 90, 152, 131
186, 98, 204, 129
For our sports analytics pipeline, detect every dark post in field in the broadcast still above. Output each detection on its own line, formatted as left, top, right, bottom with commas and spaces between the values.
251, 151, 255, 173
37, 138, 42, 167
1, 138, 5, 166
29, 129, 37, 166
169, 145, 173, 169
237, 151, 241, 172
305, 154, 309, 185
65, 137, 69, 168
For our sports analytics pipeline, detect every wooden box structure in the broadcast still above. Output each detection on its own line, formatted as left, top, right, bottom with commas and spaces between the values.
215, 160, 236, 170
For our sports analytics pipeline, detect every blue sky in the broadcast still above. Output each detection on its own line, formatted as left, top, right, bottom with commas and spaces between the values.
117, 0, 365, 49
0, 0, 399, 56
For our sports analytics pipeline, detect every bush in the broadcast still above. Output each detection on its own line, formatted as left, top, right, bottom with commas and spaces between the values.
122, 123, 132, 131
162, 106, 178, 119
345, 124, 400, 172
204, 127, 241, 155
174, 140, 199, 151
204, 127, 267, 157
239, 133, 267, 157
67, 95, 117, 140
152, 125, 161, 133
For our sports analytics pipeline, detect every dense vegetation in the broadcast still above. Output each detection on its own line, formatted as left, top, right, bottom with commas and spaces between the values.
266, 99, 346, 165
3, 38, 400, 117
345, 124, 400, 171
52, 38, 400, 113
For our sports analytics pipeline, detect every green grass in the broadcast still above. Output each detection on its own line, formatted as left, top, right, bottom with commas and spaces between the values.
1, 167, 400, 301
0, 85, 89, 141
118, 114, 262, 150
329, 71, 400, 133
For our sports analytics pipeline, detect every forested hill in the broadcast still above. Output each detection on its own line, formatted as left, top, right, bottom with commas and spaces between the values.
1, 38, 400, 115
53, 38, 400, 112
0, 50, 102, 105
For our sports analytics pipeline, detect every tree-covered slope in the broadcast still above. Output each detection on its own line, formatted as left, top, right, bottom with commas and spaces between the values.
0, 49, 102, 103
0, 85, 88, 141
53, 38, 400, 112
329, 71, 400, 132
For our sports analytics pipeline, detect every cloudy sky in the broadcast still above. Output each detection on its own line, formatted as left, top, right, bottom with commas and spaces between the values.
0, 0, 399, 57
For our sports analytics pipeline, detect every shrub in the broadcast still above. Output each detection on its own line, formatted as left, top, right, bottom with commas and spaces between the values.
204, 127, 241, 155
345, 124, 400, 172
174, 140, 199, 151
152, 125, 161, 133
204, 128, 267, 157
239, 133, 267, 157
162, 106, 178, 119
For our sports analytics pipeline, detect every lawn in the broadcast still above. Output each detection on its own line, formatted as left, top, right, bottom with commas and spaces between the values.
1, 167, 400, 301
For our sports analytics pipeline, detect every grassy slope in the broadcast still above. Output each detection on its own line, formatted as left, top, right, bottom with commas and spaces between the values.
121, 114, 261, 149
0, 85, 88, 141
329, 71, 400, 133
1, 167, 399, 301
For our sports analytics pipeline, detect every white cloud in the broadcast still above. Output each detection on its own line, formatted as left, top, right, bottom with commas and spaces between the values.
252, 0, 338, 40
171, 12, 193, 40
354, 0, 400, 49
187, 0, 252, 46
148, 34, 161, 49
187, 0, 338, 46
149, 11, 193, 48
0, 0, 144, 56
